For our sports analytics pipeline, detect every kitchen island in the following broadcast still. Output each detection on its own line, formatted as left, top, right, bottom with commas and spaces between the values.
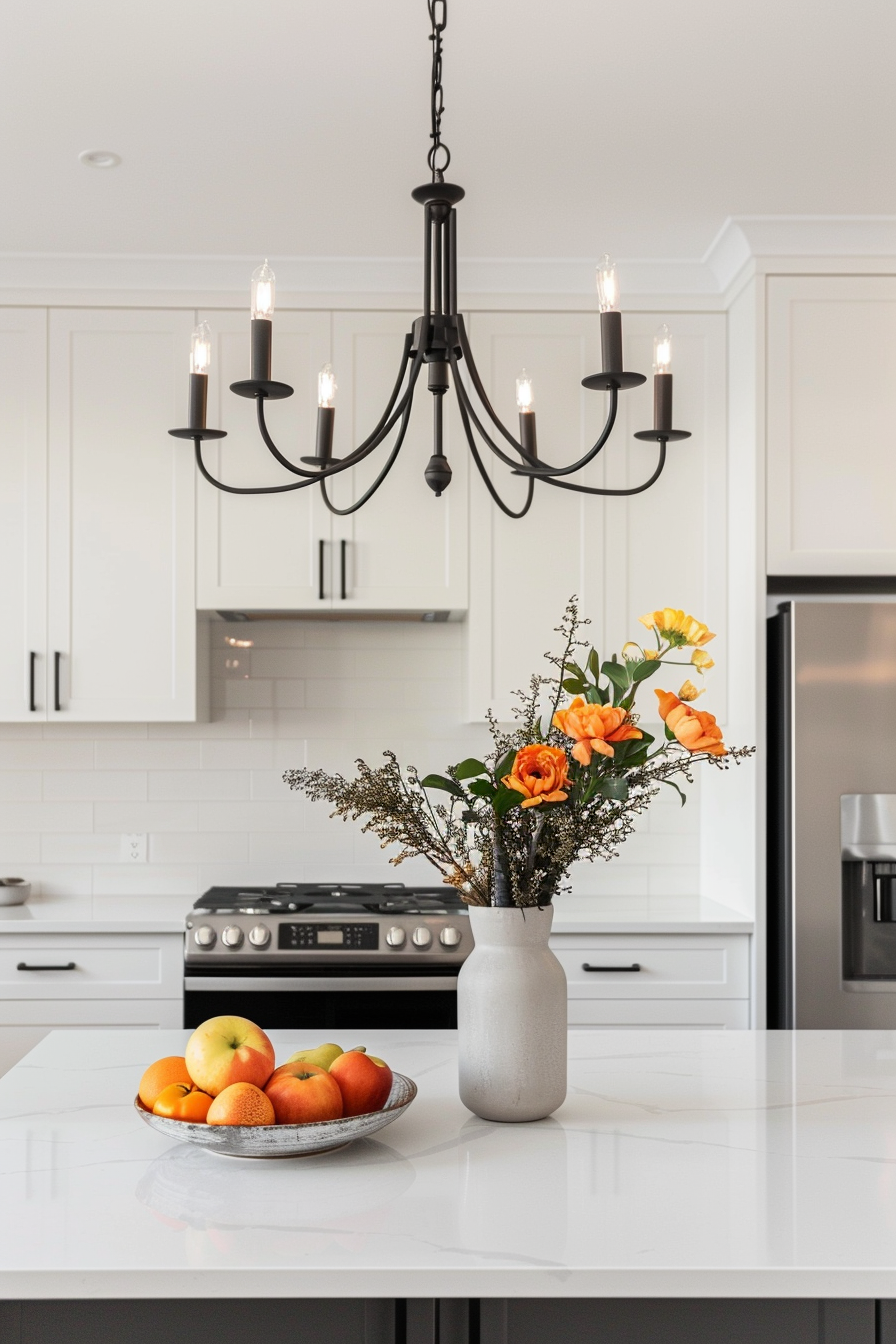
0, 1028, 891, 1343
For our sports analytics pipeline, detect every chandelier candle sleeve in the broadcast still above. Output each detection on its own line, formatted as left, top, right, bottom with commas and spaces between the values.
249, 261, 275, 382
188, 322, 211, 432
653, 325, 673, 434
597, 257, 624, 375
515, 370, 537, 458
315, 365, 337, 464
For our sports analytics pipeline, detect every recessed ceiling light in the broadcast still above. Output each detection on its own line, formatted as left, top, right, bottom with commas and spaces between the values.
78, 149, 121, 169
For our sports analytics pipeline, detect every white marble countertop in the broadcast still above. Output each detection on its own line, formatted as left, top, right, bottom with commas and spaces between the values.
0, 894, 752, 936
1, 1027, 893, 1299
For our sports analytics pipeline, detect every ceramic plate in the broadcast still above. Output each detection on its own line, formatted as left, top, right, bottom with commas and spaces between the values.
135, 1071, 417, 1158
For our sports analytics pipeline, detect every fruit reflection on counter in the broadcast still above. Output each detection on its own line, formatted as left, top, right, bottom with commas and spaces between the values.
137, 1019, 396, 1128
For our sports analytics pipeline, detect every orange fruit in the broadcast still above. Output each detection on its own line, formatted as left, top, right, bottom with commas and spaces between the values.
152, 1084, 213, 1123
138, 1056, 193, 1110
207, 1081, 275, 1127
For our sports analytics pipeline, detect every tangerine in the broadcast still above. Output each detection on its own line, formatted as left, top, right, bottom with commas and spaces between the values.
138, 1056, 193, 1110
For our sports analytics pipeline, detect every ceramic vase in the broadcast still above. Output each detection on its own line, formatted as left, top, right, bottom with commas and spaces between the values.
457, 904, 567, 1122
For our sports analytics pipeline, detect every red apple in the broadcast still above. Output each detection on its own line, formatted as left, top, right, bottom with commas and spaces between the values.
185, 1015, 275, 1097
264, 1061, 344, 1124
328, 1049, 393, 1117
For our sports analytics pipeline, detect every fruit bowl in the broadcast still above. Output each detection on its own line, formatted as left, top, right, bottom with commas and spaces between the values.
134, 1071, 417, 1158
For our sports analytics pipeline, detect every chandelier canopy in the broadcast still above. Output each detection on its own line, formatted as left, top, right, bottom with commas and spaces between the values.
170, 0, 690, 519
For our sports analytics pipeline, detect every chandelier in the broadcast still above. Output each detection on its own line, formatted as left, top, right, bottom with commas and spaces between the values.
169, 1, 690, 520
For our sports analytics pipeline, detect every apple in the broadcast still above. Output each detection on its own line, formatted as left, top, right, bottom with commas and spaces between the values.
286, 1042, 344, 1071
264, 1061, 344, 1124
328, 1049, 393, 1117
185, 1015, 275, 1097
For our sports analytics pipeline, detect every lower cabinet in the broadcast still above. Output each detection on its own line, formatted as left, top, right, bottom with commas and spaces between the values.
551, 931, 751, 1029
0, 931, 183, 1076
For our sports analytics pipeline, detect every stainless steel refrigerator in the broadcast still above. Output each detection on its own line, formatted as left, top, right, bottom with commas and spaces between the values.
768, 600, 896, 1027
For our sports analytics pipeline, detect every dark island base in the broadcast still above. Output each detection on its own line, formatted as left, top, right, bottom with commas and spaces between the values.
0, 1298, 888, 1344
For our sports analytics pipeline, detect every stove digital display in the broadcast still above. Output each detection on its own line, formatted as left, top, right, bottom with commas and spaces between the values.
278, 922, 379, 950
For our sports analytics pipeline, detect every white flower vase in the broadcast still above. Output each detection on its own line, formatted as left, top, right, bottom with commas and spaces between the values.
457, 905, 567, 1122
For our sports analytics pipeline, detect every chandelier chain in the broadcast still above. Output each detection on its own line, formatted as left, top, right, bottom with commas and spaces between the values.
427, 0, 450, 180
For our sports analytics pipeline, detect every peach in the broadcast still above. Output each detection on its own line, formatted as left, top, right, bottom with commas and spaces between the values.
185, 1015, 275, 1097
207, 1081, 275, 1126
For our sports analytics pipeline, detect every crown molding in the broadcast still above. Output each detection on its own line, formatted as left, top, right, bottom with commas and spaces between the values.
1, 218, 895, 309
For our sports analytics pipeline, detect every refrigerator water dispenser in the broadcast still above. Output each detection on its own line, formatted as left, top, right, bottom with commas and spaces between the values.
842, 794, 896, 979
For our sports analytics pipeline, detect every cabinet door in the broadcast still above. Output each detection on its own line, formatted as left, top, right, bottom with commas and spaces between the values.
47, 309, 198, 720
329, 311, 468, 612
0, 310, 47, 721
464, 312, 606, 720
196, 309, 332, 610
767, 275, 896, 575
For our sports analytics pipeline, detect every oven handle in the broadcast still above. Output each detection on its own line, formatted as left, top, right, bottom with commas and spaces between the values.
184, 975, 460, 992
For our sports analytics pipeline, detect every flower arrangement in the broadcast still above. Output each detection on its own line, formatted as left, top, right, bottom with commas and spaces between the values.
284, 600, 753, 908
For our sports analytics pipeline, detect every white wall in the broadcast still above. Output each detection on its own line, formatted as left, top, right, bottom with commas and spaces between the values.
0, 617, 700, 908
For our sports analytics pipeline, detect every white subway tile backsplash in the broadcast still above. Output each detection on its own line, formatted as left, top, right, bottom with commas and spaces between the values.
0, 620, 703, 901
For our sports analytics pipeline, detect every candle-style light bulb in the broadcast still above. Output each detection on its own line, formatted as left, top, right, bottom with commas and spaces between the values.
653, 324, 672, 374
596, 254, 619, 313
250, 260, 275, 320
318, 363, 337, 409
515, 369, 534, 413
190, 321, 211, 375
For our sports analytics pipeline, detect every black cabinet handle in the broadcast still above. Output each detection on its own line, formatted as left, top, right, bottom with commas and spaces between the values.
582, 963, 641, 972
340, 539, 347, 600
53, 651, 62, 712
17, 962, 76, 972
318, 539, 326, 601
28, 651, 36, 712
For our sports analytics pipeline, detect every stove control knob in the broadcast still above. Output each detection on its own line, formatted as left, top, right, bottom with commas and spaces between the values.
385, 926, 406, 948
221, 925, 244, 949
440, 926, 462, 947
194, 925, 216, 949
412, 926, 432, 948
248, 924, 271, 948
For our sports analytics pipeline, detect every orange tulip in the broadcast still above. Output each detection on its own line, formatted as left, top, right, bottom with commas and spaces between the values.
552, 697, 642, 767
655, 689, 727, 757
503, 745, 571, 809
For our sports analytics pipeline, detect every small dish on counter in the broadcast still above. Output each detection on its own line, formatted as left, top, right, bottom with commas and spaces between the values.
0, 879, 30, 906
134, 1071, 417, 1158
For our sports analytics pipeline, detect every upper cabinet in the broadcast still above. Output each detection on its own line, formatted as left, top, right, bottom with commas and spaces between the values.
195, 310, 467, 615
44, 310, 199, 721
464, 311, 727, 722
767, 275, 896, 575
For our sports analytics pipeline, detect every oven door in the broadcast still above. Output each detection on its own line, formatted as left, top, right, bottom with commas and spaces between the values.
183, 967, 460, 1030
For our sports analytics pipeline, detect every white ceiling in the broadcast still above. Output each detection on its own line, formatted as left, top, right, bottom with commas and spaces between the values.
3, 0, 895, 266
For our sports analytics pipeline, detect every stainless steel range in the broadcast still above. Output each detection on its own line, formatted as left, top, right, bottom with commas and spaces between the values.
183, 882, 471, 1031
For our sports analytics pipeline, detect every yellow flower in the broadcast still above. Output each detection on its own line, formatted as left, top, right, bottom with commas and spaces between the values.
639, 609, 715, 648
677, 680, 704, 702
621, 642, 642, 662
643, 649, 659, 661
691, 650, 715, 672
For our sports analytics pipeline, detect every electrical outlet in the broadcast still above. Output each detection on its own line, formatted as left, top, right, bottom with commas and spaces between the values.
121, 833, 147, 863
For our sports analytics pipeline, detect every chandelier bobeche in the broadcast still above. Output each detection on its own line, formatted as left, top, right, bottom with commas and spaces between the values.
170, 0, 690, 519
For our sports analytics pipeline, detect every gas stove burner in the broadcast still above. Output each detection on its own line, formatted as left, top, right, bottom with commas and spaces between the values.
192, 882, 467, 916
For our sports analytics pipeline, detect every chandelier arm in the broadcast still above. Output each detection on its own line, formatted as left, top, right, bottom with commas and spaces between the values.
456, 386, 536, 520
452, 328, 538, 466
193, 439, 320, 495
511, 389, 620, 478
318, 397, 415, 517
539, 442, 668, 497
448, 352, 533, 472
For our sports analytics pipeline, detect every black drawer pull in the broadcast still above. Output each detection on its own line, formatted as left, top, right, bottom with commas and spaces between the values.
582, 962, 641, 972
53, 651, 62, 712
28, 650, 37, 713
17, 962, 76, 972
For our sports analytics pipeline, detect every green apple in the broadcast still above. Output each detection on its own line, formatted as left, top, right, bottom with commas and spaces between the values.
286, 1042, 344, 1070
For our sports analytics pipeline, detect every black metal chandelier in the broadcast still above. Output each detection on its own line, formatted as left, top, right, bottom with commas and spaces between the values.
170, 1, 690, 520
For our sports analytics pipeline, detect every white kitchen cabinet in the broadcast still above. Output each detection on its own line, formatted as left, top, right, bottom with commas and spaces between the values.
767, 275, 896, 575
0, 310, 47, 721
195, 309, 467, 615
196, 309, 332, 610
465, 311, 727, 722
47, 309, 199, 720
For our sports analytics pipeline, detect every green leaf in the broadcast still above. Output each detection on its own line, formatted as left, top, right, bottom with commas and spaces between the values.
584, 685, 603, 704
420, 773, 465, 798
597, 775, 629, 802
493, 787, 526, 818
587, 648, 601, 678
661, 778, 688, 807
563, 661, 587, 681
467, 779, 496, 800
632, 659, 662, 683
664, 724, 677, 742
602, 660, 630, 693
494, 749, 516, 782
454, 757, 489, 780
562, 677, 585, 694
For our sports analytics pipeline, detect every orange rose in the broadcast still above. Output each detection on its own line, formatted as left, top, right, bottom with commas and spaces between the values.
655, 689, 727, 757
552, 696, 642, 767
503, 745, 571, 809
